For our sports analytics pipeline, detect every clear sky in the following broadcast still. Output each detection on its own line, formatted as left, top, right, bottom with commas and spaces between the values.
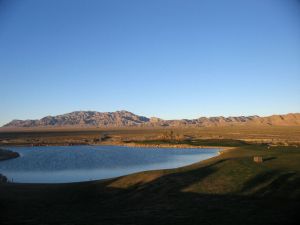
0, 0, 300, 126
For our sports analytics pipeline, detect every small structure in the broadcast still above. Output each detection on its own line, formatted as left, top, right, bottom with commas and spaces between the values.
253, 156, 263, 163
98, 133, 108, 142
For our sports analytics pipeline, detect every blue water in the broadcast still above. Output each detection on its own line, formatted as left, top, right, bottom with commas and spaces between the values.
0, 145, 218, 183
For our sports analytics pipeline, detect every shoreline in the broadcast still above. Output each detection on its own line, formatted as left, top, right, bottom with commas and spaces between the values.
0, 149, 20, 183
1, 142, 234, 151
0, 148, 20, 161
94, 142, 235, 153
0, 143, 225, 184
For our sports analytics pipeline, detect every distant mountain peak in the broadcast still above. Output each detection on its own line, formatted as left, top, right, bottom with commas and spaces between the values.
2, 111, 300, 128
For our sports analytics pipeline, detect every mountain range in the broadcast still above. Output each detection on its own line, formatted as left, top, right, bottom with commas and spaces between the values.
3, 111, 300, 128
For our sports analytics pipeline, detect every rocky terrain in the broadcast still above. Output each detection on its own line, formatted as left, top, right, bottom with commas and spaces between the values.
3, 111, 149, 128
2, 111, 300, 128
0, 148, 20, 161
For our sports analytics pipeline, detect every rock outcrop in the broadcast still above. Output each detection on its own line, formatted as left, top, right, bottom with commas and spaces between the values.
0, 149, 20, 161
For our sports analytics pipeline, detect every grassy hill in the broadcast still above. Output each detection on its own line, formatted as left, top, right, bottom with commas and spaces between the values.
0, 140, 299, 224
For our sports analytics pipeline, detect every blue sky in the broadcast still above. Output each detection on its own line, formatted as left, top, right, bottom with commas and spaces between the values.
0, 0, 300, 126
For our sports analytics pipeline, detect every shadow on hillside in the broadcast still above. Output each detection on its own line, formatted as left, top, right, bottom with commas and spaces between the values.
241, 170, 299, 197
1, 159, 300, 225
263, 156, 277, 162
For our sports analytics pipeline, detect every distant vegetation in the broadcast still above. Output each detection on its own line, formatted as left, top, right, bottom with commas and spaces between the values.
133, 138, 250, 147
129, 130, 251, 147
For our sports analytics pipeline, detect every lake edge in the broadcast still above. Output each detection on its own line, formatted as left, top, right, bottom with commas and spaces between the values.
0, 145, 219, 184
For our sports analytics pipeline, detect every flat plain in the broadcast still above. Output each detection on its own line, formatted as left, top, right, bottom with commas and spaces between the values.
1, 125, 300, 146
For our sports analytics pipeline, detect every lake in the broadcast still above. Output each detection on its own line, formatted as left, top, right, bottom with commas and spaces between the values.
0, 145, 218, 183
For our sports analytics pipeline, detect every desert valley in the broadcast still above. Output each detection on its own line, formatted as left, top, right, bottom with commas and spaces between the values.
1, 0, 299, 224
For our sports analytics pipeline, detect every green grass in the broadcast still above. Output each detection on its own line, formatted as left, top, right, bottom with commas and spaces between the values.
0, 140, 300, 225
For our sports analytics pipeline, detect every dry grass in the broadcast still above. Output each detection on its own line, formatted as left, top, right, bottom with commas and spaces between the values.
1, 125, 300, 146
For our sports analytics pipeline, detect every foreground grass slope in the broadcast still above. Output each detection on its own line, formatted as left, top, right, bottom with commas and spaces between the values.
0, 141, 300, 225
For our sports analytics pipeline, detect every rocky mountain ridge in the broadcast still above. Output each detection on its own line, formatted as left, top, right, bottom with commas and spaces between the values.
3, 111, 300, 128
